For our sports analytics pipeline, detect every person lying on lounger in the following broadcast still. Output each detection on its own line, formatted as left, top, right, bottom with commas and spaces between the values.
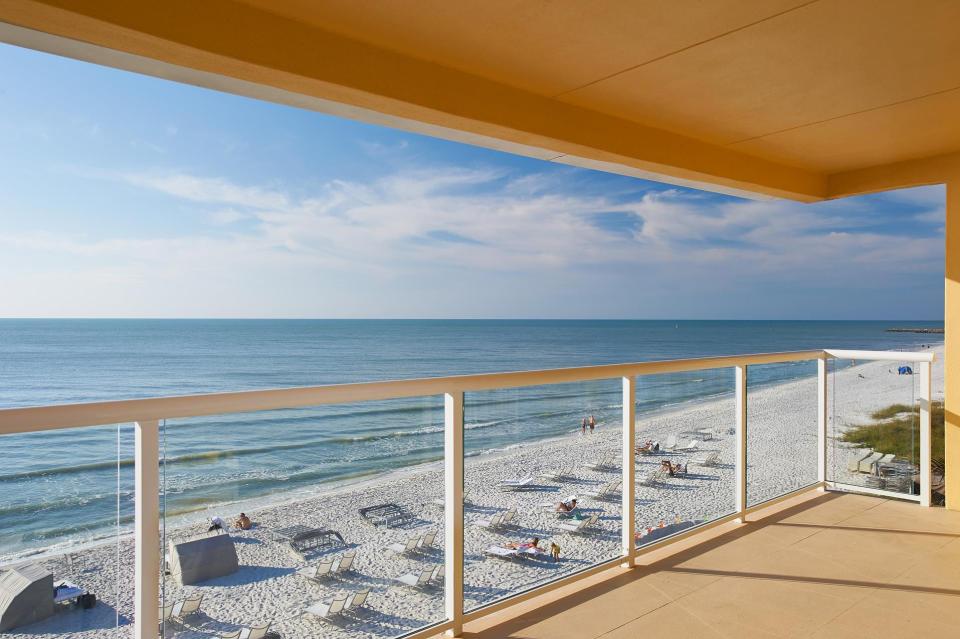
506, 537, 541, 551
661, 460, 686, 477
555, 497, 578, 512
637, 439, 658, 454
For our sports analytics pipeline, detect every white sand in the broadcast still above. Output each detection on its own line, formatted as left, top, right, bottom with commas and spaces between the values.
3, 345, 942, 638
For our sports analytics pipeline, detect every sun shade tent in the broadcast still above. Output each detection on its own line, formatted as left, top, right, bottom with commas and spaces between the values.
168, 534, 239, 586
0, 564, 55, 632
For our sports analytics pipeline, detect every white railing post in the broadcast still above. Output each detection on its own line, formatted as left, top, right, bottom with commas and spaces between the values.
817, 355, 828, 488
134, 420, 160, 639
621, 376, 636, 565
444, 392, 464, 636
735, 366, 748, 520
919, 361, 932, 507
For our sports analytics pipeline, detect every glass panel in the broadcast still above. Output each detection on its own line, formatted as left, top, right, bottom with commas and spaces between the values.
463, 379, 621, 612
159, 397, 445, 638
747, 360, 820, 506
827, 357, 927, 498
634, 368, 736, 548
0, 424, 133, 637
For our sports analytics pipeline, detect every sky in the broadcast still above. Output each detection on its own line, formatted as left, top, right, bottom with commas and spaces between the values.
0, 43, 946, 320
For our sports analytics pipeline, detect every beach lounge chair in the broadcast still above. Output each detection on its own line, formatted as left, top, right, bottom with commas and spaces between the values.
239, 623, 271, 639
485, 545, 520, 559
388, 535, 422, 556
858, 451, 884, 473
297, 559, 334, 582
473, 512, 503, 529
304, 593, 348, 622
429, 564, 444, 584
585, 456, 616, 471
219, 631, 242, 639
158, 601, 174, 623
499, 476, 535, 491
691, 451, 719, 467
638, 467, 666, 486
556, 513, 600, 534
172, 594, 203, 618
584, 480, 621, 500
417, 529, 438, 550
676, 440, 700, 452
663, 435, 678, 451
396, 567, 434, 589
847, 450, 873, 472
332, 551, 356, 574
345, 588, 369, 612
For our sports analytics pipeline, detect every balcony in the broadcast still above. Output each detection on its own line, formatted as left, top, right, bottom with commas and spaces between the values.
0, 348, 942, 639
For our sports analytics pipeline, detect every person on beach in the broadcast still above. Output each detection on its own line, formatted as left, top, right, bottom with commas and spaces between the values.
555, 496, 578, 513
507, 537, 541, 552
550, 542, 561, 562
588, 415, 596, 433
581, 418, 587, 435
208, 516, 225, 532
235, 513, 252, 530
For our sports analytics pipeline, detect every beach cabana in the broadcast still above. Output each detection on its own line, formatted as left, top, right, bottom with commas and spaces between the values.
168, 534, 239, 586
0, 564, 55, 632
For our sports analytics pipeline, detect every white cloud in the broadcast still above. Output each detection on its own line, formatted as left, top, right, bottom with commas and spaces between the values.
0, 168, 945, 318
121, 172, 289, 209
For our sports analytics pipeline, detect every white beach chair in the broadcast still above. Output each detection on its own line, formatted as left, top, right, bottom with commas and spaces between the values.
239, 623, 271, 639
158, 601, 174, 623
485, 545, 519, 559
638, 467, 666, 487
499, 476, 535, 491
663, 435, 679, 451
858, 451, 884, 473
556, 513, 600, 534
676, 440, 700, 452
304, 593, 349, 622
691, 451, 719, 467
298, 559, 334, 581
388, 535, 422, 556
584, 456, 616, 471
333, 551, 356, 574
172, 593, 203, 618
584, 480, 621, 500
417, 529, 438, 550
429, 564, 444, 583
500, 508, 517, 527
474, 512, 504, 529
396, 567, 434, 588
219, 631, 242, 639
345, 588, 370, 612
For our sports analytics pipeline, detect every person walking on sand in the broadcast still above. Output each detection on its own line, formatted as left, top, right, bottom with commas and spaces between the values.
589, 415, 596, 433
581, 417, 587, 435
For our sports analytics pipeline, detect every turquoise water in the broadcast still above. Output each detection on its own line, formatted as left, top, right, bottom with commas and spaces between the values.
0, 319, 942, 558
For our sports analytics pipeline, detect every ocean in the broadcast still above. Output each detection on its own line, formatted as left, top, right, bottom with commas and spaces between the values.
0, 319, 943, 560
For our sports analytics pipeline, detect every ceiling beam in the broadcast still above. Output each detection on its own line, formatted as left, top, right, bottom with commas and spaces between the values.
0, 0, 826, 202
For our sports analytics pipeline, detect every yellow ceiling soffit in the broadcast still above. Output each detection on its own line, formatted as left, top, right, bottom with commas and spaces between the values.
0, 0, 830, 202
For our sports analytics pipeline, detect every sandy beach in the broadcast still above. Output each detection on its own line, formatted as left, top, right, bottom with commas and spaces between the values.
3, 345, 943, 639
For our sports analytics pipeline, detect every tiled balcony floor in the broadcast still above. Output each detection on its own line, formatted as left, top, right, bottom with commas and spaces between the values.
459, 491, 960, 638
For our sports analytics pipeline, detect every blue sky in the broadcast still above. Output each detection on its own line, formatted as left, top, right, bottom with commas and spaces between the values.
0, 43, 945, 319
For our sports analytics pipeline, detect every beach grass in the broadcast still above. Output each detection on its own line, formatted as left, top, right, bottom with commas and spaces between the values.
841, 401, 944, 463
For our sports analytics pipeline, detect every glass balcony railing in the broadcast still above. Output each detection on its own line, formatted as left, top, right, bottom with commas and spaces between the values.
0, 348, 937, 639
